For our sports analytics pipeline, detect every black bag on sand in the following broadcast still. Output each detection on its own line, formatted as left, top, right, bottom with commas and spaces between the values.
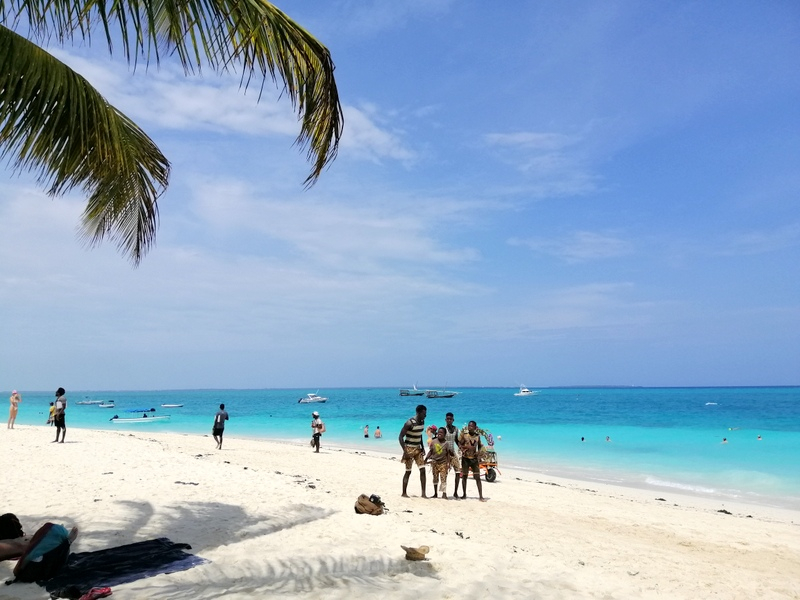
354, 494, 385, 515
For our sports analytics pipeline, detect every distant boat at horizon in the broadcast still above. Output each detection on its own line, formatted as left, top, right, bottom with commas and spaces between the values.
514, 386, 538, 397
425, 389, 459, 399
399, 384, 425, 397
298, 392, 328, 404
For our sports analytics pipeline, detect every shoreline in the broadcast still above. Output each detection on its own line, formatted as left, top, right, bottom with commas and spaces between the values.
2, 426, 799, 598
15, 420, 800, 514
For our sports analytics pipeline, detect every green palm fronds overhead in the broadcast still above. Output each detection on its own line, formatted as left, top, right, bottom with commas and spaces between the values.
0, 0, 343, 264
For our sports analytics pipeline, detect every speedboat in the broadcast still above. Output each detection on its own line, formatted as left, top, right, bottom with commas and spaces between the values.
98, 402, 116, 408
161, 404, 184, 408
110, 415, 170, 423
298, 393, 328, 404
399, 385, 425, 397
76, 400, 102, 405
425, 389, 458, 399
514, 386, 538, 397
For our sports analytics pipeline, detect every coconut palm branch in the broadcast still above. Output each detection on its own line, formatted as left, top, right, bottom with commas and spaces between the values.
0, 0, 343, 264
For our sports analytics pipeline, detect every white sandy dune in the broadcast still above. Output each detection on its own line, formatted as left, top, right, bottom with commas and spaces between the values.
1, 427, 799, 599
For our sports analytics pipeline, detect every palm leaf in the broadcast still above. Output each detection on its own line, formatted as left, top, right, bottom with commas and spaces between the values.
2, 0, 343, 186
0, 0, 342, 263
0, 25, 170, 264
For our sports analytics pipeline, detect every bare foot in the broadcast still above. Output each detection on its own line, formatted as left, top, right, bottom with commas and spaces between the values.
401, 493, 410, 498
479, 498, 489, 502
442, 494, 448, 500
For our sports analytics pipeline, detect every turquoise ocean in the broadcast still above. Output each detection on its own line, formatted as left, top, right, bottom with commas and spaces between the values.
10, 386, 800, 510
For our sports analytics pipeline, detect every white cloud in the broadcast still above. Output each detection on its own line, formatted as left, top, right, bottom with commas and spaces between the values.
51, 49, 417, 164
510, 231, 633, 263
716, 223, 800, 256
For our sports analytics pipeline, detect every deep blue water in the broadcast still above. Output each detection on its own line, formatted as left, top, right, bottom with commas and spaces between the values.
9, 386, 800, 509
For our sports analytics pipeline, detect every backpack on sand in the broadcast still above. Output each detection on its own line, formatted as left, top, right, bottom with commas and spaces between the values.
354, 494, 385, 515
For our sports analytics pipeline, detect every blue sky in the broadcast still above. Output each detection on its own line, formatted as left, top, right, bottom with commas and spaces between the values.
2, 1, 798, 390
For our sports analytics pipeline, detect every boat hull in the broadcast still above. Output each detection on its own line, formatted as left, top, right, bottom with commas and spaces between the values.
110, 416, 170, 423
425, 390, 458, 399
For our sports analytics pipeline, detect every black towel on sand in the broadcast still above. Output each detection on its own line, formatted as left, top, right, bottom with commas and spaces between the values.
44, 538, 208, 598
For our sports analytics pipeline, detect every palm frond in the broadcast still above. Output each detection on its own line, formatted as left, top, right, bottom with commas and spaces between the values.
0, 25, 170, 265
2, 0, 343, 186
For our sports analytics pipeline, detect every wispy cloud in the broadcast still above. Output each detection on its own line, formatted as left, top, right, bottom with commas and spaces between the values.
510, 231, 633, 263
483, 130, 598, 198
51, 50, 416, 163
715, 223, 800, 256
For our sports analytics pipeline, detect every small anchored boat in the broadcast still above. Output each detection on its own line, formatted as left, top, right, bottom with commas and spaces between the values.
399, 385, 425, 397
425, 389, 459, 399
110, 415, 170, 423
98, 402, 116, 408
298, 393, 328, 404
514, 386, 538, 397
161, 404, 184, 408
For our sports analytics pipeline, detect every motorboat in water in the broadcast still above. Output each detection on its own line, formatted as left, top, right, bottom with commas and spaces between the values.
399, 385, 425, 397
98, 402, 116, 408
110, 414, 170, 423
76, 400, 103, 405
161, 404, 184, 408
425, 389, 459, 399
514, 386, 538, 397
298, 393, 328, 404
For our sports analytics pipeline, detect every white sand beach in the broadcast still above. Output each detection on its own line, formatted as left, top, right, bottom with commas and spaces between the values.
1, 426, 799, 599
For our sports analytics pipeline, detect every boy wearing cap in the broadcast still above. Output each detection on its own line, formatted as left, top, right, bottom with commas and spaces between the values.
311, 411, 325, 453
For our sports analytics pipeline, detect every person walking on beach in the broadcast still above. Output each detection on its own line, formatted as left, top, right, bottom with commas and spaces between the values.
311, 411, 325, 453
459, 420, 487, 501
8, 391, 21, 429
425, 427, 453, 499
399, 404, 427, 498
53, 388, 67, 443
212, 403, 229, 449
443, 412, 462, 498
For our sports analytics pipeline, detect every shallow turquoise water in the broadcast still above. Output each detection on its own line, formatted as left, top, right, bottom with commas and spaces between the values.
10, 386, 799, 509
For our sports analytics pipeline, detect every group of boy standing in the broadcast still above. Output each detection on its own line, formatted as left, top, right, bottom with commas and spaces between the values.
399, 404, 487, 502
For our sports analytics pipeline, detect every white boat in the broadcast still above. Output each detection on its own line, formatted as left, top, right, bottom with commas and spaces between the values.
514, 386, 538, 397
110, 415, 170, 423
425, 389, 458, 399
161, 404, 184, 408
399, 385, 425, 397
76, 400, 103, 405
98, 402, 116, 408
298, 393, 328, 404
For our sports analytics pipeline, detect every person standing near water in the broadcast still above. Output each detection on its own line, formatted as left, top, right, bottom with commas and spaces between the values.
363, 424, 369, 438
443, 412, 462, 498
53, 388, 67, 443
212, 403, 229, 449
459, 420, 487, 501
8, 391, 21, 429
311, 411, 325, 453
399, 404, 427, 498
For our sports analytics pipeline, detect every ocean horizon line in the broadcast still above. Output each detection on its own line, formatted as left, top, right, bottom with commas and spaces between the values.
9, 384, 800, 393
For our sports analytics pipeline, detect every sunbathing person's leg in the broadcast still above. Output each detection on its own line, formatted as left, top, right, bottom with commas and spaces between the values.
0, 537, 30, 561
